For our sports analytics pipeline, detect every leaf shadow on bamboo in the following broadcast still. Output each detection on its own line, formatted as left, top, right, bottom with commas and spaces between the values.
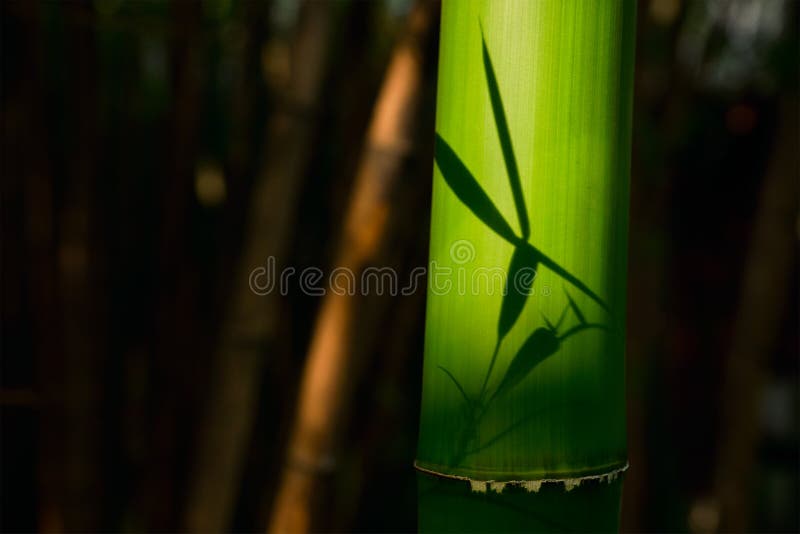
433, 25, 613, 467
444, 293, 610, 467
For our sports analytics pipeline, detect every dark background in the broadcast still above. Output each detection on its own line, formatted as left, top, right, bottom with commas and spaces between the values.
1, 0, 797, 532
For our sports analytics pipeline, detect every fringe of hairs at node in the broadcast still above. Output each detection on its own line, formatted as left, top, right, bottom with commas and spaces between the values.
414, 462, 629, 494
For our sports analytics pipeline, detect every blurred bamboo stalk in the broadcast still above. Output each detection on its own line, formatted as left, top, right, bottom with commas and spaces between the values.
267, 2, 438, 532
183, 3, 337, 532
342, 285, 429, 530
55, 4, 104, 530
1, 2, 64, 530
713, 99, 798, 532
142, 1, 204, 528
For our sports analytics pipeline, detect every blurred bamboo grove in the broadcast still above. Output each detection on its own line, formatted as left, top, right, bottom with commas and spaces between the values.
0, 0, 797, 532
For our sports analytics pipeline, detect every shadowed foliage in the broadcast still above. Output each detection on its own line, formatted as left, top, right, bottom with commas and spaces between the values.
433, 24, 614, 465
433, 134, 518, 245
480, 26, 529, 240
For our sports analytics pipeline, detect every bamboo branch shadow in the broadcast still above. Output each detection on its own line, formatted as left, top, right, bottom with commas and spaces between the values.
432, 23, 615, 466
441, 292, 609, 464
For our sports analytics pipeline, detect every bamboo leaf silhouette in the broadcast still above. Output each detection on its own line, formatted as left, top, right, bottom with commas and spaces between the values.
489, 327, 560, 403
497, 244, 536, 340
530, 243, 610, 314
438, 365, 473, 409
481, 243, 610, 403
434, 133, 519, 245
481, 27, 530, 240
564, 289, 586, 324
478, 245, 534, 402
496, 242, 609, 341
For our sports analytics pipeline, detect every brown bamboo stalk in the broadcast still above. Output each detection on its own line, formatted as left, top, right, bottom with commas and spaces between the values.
713, 99, 798, 532
267, 2, 438, 532
183, 3, 337, 532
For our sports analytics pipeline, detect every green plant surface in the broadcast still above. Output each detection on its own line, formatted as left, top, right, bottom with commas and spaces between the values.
417, 0, 636, 483
418, 472, 623, 533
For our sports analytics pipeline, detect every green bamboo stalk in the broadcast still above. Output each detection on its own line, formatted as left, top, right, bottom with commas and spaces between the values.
417, 0, 635, 529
